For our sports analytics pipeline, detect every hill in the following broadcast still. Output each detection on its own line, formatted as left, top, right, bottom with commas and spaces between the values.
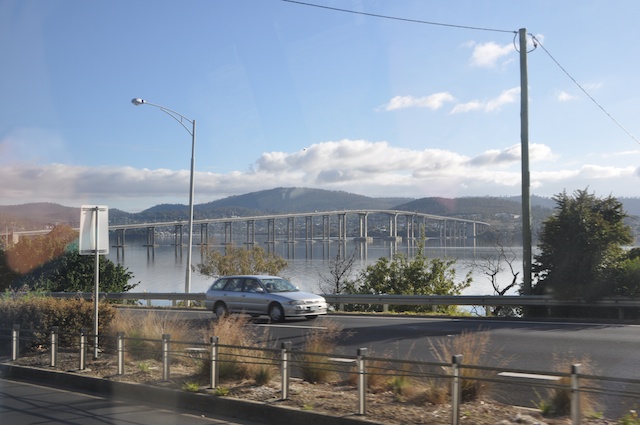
2, 189, 639, 232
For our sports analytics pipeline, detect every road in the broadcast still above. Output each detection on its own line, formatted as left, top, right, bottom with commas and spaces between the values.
0, 378, 267, 425
180, 311, 639, 377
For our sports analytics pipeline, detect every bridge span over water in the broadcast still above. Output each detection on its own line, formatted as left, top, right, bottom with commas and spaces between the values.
108, 209, 490, 248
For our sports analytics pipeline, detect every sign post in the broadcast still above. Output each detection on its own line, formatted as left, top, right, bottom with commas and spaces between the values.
79, 205, 109, 359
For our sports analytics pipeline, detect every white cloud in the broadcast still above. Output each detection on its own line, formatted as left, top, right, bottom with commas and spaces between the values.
451, 87, 520, 114
379, 93, 455, 111
1, 140, 636, 212
468, 41, 514, 68
556, 91, 576, 102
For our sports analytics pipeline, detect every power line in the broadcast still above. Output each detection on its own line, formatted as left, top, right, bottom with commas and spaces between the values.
282, 0, 639, 145
282, 0, 516, 34
531, 35, 640, 145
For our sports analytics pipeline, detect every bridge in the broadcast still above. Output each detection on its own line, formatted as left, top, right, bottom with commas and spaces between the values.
108, 210, 490, 248
7, 210, 489, 247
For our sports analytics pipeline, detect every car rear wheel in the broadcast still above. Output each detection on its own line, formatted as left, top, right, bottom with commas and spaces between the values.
214, 302, 229, 319
268, 304, 285, 323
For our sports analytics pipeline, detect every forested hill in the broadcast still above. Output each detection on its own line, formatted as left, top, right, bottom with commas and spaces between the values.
2, 188, 639, 230
394, 195, 557, 221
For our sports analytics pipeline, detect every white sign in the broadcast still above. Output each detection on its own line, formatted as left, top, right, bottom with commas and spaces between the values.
79, 205, 109, 255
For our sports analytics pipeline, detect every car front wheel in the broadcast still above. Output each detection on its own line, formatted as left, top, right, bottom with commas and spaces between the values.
214, 302, 229, 319
268, 304, 285, 323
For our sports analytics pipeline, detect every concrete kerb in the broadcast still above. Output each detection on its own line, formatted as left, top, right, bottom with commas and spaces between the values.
0, 363, 382, 425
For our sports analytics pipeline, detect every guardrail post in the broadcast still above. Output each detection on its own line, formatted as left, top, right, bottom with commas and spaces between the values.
162, 334, 171, 381
357, 348, 368, 415
117, 332, 125, 375
11, 324, 20, 361
209, 336, 219, 389
451, 354, 463, 425
571, 364, 582, 425
50, 326, 59, 367
280, 341, 292, 400
79, 328, 87, 370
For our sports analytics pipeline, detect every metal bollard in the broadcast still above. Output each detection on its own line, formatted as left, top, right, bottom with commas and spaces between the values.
11, 324, 20, 361
451, 354, 463, 425
117, 332, 125, 375
50, 326, 59, 367
209, 336, 219, 389
357, 348, 368, 415
571, 364, 582, 425
79, 328, 87, 370
280, 341, 292, 400
162, 334, 171, 381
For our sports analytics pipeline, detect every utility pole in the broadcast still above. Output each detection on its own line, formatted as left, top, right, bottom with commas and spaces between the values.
519, 28, 532, 296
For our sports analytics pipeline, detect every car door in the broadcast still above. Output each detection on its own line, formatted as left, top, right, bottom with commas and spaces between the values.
240, 278, 269, 314
220, 278, 245, 312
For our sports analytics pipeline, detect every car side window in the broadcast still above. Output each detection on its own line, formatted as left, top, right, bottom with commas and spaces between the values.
224, 278, 244, 292
210, 279, 227, 290
243, 279, 261, 293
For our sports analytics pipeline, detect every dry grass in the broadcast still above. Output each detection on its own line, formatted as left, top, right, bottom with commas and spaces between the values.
430, 330, 509, 402
106, 310, 196, 363
536, 353, 600, 417
299, 320, 345, 384
198, 314, 275, 382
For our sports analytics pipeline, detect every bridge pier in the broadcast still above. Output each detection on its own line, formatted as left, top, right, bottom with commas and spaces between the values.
322, 215, 330, 242
265, 219, 276, 244
354, 212, 372, 242
200, 223, 209, 245
244, 220, 255, 245
223, 222, 233, 245
305, 216, 314, 241
144, 226, 156, 247
112, 228, 126, 248
385, 213, 402, 242
173, 225, 183, 246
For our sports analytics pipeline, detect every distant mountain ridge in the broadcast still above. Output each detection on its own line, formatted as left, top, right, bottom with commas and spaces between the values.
1, 188, 639, 231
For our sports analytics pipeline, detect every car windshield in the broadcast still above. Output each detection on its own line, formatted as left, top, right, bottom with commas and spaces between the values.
261, 278, 298, 293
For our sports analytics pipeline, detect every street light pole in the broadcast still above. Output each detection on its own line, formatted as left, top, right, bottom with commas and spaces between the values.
131, 98, 196, 298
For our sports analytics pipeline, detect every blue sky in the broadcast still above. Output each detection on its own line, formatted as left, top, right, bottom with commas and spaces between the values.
2, 0, 640, 212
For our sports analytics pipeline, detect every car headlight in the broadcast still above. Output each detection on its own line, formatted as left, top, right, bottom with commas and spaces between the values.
287, 300, 305, 305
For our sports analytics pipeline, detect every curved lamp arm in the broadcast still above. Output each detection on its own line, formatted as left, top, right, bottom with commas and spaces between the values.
131, 98, 194, 136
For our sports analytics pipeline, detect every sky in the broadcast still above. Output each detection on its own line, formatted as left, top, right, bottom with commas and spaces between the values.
2, 0, 640, 213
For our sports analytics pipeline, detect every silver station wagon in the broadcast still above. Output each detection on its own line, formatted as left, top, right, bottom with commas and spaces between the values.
204, 275, 328, 322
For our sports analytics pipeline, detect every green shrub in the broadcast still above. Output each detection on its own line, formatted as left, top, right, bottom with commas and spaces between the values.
0, 295, 115, 351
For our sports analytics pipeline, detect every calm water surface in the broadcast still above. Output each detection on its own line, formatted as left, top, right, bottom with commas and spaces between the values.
106, 235, 523, 298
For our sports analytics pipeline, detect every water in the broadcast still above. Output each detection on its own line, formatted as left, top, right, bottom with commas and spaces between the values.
106, 234, 524, 299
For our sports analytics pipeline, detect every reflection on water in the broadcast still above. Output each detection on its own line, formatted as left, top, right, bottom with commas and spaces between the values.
107, 235, 523, 297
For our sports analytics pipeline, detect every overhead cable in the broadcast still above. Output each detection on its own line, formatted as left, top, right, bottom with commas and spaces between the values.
282, 0, 516, 34
531, 35, 640, 145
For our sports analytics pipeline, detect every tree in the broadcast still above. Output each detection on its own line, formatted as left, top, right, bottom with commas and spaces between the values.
472, 234, 520, 316
5, 224, 78, 275
351, 241, 471, 314
317, 248, 359, 294
611, 247, 640, 297
17, 245, 137, 293
532, 189, 633, 300
196, 244, 288, 277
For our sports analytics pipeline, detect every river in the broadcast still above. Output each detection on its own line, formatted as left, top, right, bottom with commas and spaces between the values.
106, 235, 523, 302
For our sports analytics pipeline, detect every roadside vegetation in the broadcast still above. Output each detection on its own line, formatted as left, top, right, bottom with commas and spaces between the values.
196, 244, 289, 278
532, 189, 640, 318
0, 224, 136, 294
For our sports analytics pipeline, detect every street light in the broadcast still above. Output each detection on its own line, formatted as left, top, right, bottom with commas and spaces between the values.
131, 98, 196, 298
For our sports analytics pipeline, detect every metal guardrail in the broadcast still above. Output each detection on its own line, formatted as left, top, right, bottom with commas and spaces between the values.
44, 292, 640, 317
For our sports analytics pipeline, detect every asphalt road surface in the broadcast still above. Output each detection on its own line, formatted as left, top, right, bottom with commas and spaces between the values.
0, 378, 266, 425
